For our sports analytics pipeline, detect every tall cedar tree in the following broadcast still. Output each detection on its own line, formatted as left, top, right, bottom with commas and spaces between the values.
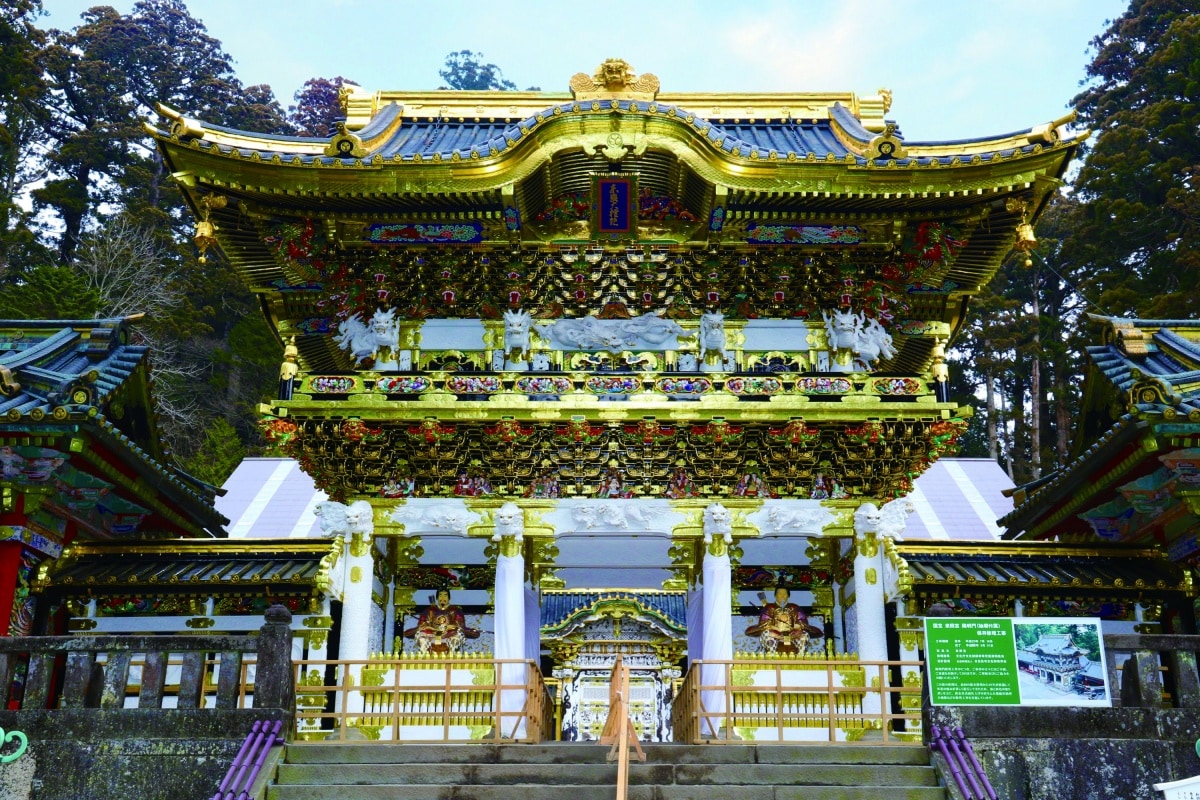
0, 0, 51, 280
290, 76, 357, 137
439, 50, 518, 90
1070, 0, 1200, 318
23, 1, 289, 479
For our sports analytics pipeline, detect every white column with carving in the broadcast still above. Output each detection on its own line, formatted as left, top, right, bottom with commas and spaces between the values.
493, 502, 528, 739
315, 500, 376, 723
700, 503, 734, 737
893, 600, 924, 734
852, 498, 912, 724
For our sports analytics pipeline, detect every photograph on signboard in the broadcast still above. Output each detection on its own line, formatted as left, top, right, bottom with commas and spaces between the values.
1013, 618, 1111, 706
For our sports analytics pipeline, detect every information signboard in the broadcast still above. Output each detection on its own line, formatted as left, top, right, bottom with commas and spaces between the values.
925, 617, 1111, 707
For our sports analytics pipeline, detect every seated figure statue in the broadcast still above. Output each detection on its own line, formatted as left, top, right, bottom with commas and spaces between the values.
403, 589, 480, 654
745, 587, 823, 655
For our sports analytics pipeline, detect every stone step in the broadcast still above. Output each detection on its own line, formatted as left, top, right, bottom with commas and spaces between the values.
267, 784, 949, 800
284, 742, 931, 766
275, 761, 938, 787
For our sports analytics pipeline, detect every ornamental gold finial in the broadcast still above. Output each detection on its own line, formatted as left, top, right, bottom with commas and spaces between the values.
864, 122, 906, 161
324, 121, 368, 158
569, 59, 660, 101
878, 88, 893, 114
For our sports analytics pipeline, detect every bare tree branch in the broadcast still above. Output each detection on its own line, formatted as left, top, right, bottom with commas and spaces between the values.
74, 215, 184, 319
76, 216, 201, 453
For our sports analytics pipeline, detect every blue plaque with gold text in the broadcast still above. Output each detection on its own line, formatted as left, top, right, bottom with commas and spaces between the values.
592, 175, 636, 236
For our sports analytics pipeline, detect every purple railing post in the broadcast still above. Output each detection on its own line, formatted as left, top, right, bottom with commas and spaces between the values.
944, 728, 984, 800
211, 721, 262, 800
237, 720, 284, 800
931, 725, 973, 799
955, 728, 997, 800
224, 722, 269, 800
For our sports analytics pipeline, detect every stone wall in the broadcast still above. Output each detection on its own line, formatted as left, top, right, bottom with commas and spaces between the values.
927, 704, 1200, 800
0, 709, 288, 800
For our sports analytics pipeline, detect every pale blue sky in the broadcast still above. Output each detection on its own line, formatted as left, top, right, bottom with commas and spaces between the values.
43, 0, 1128, 141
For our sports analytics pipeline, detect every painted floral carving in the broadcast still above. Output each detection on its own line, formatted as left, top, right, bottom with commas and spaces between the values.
726, 376, 783, 395
308, 375, 356, 393
872, 377, 923, 395
376, 376, 430, 393
446, 375, 501, 394
585, 376, 641, 394
515, 376, 572, 395
795, 377, 852, 394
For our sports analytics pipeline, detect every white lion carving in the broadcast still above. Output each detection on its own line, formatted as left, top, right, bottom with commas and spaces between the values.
823, 308, 862, 353
492, 501, 525, 542
315, 499, 375, 543
822, 309, 896, 372
700, 312, 728, 362
334, 308, 400, 367
703, 502, 733, 545
853, 502, 882, 535
503, 309, 533, 361
567, 501, 659, 531
853, 497, 913, 540
853, 317, 897, 370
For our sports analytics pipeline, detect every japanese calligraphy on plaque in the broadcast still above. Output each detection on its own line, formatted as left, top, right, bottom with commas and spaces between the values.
591, 174, 637, 237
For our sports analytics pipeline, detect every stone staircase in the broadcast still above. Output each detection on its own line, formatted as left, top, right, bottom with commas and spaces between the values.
266, 742, 948, 800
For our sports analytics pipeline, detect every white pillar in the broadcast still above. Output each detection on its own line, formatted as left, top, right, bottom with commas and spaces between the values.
339, 535, 375, 663
852, 499, 912, 727
699, 503, 734, 737
493, 502, 527, 738
314, 500, 377, 729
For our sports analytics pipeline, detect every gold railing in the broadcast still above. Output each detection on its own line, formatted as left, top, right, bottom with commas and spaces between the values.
671, 658, 923, 745
292, 656, 553, 743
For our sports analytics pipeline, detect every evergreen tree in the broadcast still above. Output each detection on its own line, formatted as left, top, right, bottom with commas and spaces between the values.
1071, 0, 1200, 318
184, 416, 247, 486
0, 264, 99, 319
0, 0, 51, 281
290, 76, 356, 137
439, 50, 518, 90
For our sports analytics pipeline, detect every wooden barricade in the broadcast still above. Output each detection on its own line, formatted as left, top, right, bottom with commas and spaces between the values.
597, 656, 645, 800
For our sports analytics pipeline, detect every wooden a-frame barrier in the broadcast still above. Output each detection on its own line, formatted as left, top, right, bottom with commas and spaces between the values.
598, 655, 646, 800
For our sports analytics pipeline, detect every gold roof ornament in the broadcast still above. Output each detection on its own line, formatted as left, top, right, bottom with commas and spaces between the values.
864, 122, 907, 160
1006, 198, 1037, 268
154, 102, 204, 139
569, 59, 660, 102
193, 193, 227, 265
324, 122, 368, 158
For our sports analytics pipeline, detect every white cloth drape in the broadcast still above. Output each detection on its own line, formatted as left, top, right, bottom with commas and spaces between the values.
524, 587, 541, 663
494, 552, 527, 738
687, 588, 704, 665
700, 550, 732, 737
